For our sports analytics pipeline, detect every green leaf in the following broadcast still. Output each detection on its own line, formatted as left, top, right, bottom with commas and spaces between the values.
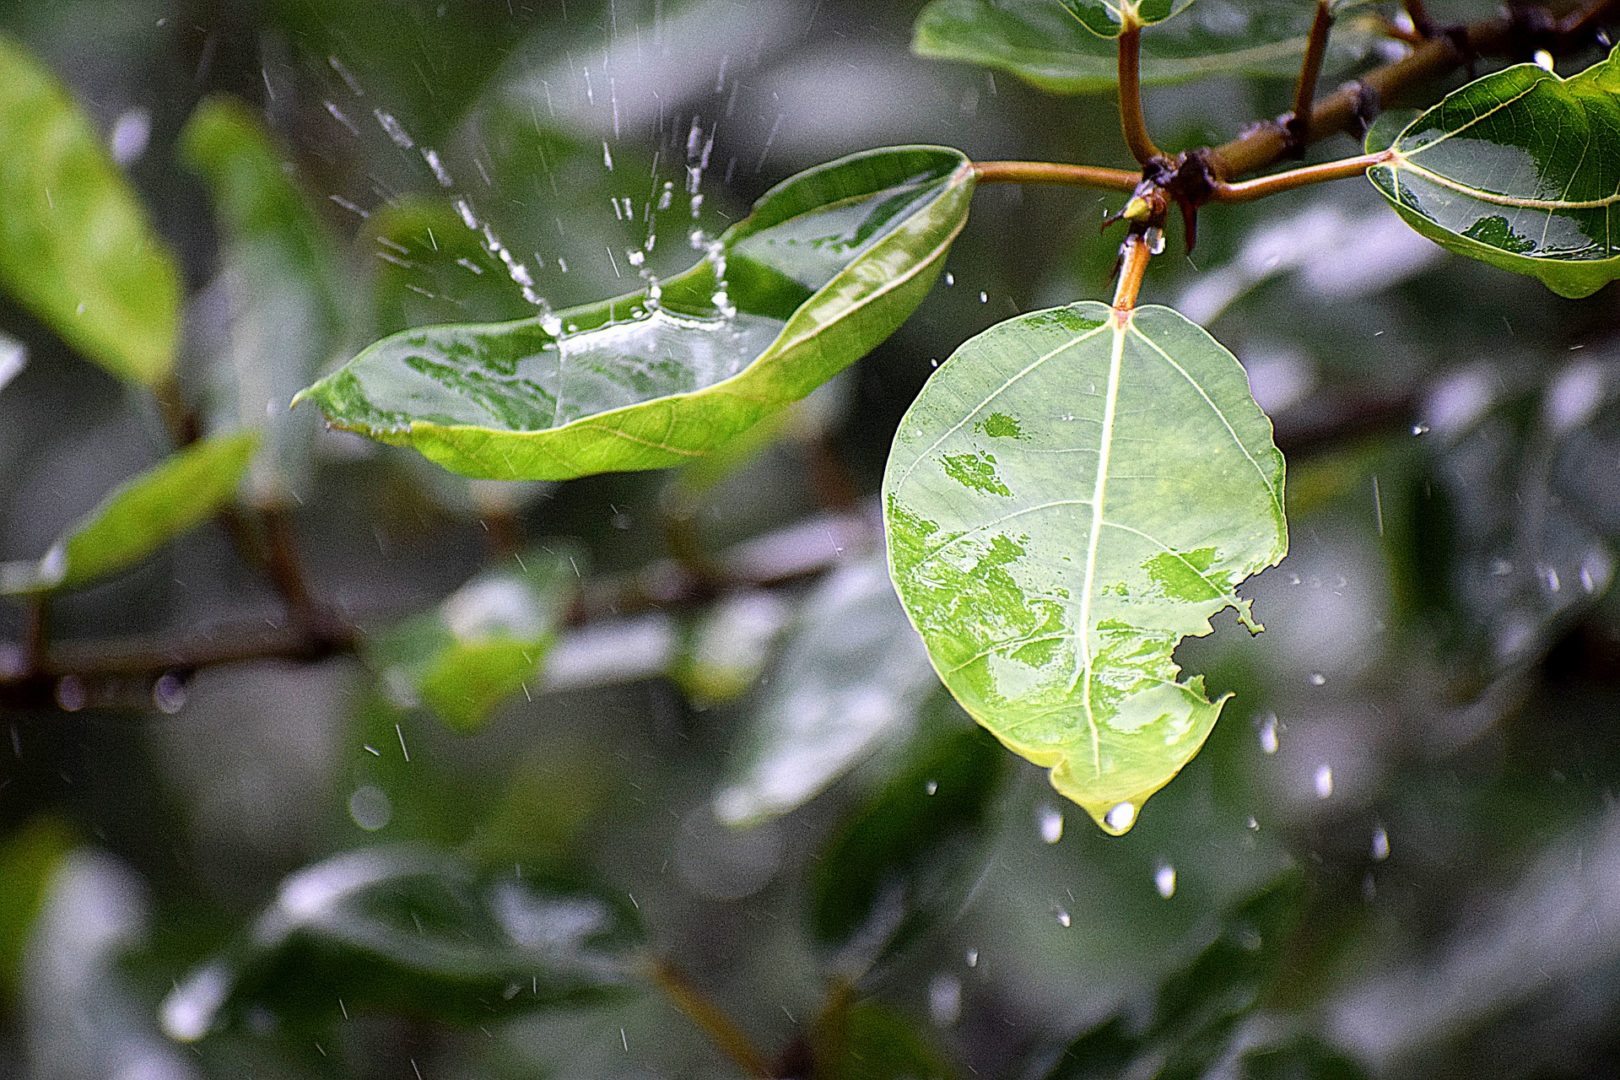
713, 559, 941, 826
913, 0, 1379, 94
0, 431, 259, 594
159, 847, 642, 1040
181, 96, 352, 505
884, 303, 1286, 834
0, 817, 74, 1002
1367, 46, 1620, 299
812, 994, 957, 1080
294, 146, 975, 481
1062, 0, 1198, 37
671, 589, 793, 708
371, 545, 581, 731
0, 34, 180, 385
1041, 874, 1308, 1079
808, 704, 1005, 965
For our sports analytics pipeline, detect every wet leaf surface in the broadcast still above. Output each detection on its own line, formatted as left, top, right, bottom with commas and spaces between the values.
295, 146, 974, 480
1368, 46, 1620, 299
885, 303, 1286, 832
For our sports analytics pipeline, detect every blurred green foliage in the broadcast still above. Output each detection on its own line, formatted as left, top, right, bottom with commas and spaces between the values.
1, 2, 1619, 1079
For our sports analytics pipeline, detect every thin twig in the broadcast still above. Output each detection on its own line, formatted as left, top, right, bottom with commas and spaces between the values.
1210, 150, 1393, 202
1286, 0, 1337, 153
647, 960, 773, 1079
1117, 21, 1164, 165
22, 597, 48, 678
260, 505, 329, 636
972, 161, 1140, 191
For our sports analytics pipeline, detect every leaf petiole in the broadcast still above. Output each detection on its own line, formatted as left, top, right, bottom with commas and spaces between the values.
1210, 150, 1394, 203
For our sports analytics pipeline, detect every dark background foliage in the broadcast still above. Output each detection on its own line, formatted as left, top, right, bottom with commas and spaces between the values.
2, 1, 1619, 1077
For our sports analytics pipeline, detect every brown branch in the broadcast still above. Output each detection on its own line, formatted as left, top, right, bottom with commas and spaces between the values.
1210, 151, 1393, 203
1285, 0, 1336, 153
972, 161, 1140, 191
1117, 22, 1164, 165
647, 960, 773, 1079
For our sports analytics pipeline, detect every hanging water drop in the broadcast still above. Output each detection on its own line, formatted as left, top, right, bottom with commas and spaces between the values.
1104, 802, 1136, 832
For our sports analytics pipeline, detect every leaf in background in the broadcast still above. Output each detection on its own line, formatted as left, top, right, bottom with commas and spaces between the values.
811, 992, 957, 1080
0, 818, 74, 1003
181, 96, 352, 506
0, 34, 179, 386
1236, 1035, 1368, 1080
671, 589, 794, 708
160, 847, 642, 1040
1040, 874, 1317, 1079
885, 303, 1287, 834
370, 545, 581, 731
713, 558, 941, 826
1367, 46, 1620, 299
808, 703, 1005, 968
0, 431, 259, 595
294, 146, 975, 480
1061, 0, 1199, 37
913, 0, 1379, 94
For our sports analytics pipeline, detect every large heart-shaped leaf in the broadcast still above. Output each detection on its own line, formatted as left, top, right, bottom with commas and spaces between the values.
884, 303, 1286, 834
182, 97, 353, 506
295, 146, 975, 481
0, 431, 259, 595
1367, 46, 1620, 299
0, 35, 180, 386
913, 0, 1379, 94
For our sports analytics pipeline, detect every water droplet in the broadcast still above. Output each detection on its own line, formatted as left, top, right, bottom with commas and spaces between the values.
55, 676, 86, 712
1054, 907, 1072, 928
943, 272, 955, 286
924, 779, 938, 795
1038, 804, 1064, 844
977, 290, 989, 304
1145, 226, 1166, 255
348, 785, 392, 831
965, 948, 979, 968
1257, 713, 1280, 754
602, 141, 614, 170
1313, 765, 1334, 799
928, 973, 962, 1026
1104, 802, 1136, 832
627, 249, 646, 268
1411, 422, 1430, 436
1154, 863, 1177, 899
152, 673, 187, 715
1308, 671, 1327, 686
1371, 825, 1390, 861
1245, 815, 1259, 830
1533, 48, 1555, 71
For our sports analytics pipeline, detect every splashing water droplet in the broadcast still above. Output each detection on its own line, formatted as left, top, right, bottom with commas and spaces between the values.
1054, 907, 1072, 928
1371, 825, 1390, 861
1104, 802, 1136, 832
1314, 765, 1334, 799
1257, 712, 1280, 754
1309, 671, 1327, 686
1154, 863, 1177, 899
1411, 422, 1430, 436
965, 948, 979, 968
924, 779, 939, 795
1037, 804, 1064, 844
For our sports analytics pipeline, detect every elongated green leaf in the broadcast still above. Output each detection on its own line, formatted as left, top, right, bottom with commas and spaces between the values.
294, 146, 975, 480
1367, 47, 1620, 299
884, 303, 1286, 834
372, 546, 580, 731
0, 818, 74, 1002
913, 0, 1379, 94
0, 431, 259, 594
0, 35, 179, 385
181, 96, 351, 505
160, 848, 641, 1040
713, 558, 940, 826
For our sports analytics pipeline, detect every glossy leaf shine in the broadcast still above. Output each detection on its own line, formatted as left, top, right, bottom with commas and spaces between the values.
296, 146, 974, 480
884, 304, 1286, 833
1368, 46, 1620, 299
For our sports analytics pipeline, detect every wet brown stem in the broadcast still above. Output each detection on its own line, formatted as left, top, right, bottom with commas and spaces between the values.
647, 960, 773, 1079
1117, 22, 1164, 165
